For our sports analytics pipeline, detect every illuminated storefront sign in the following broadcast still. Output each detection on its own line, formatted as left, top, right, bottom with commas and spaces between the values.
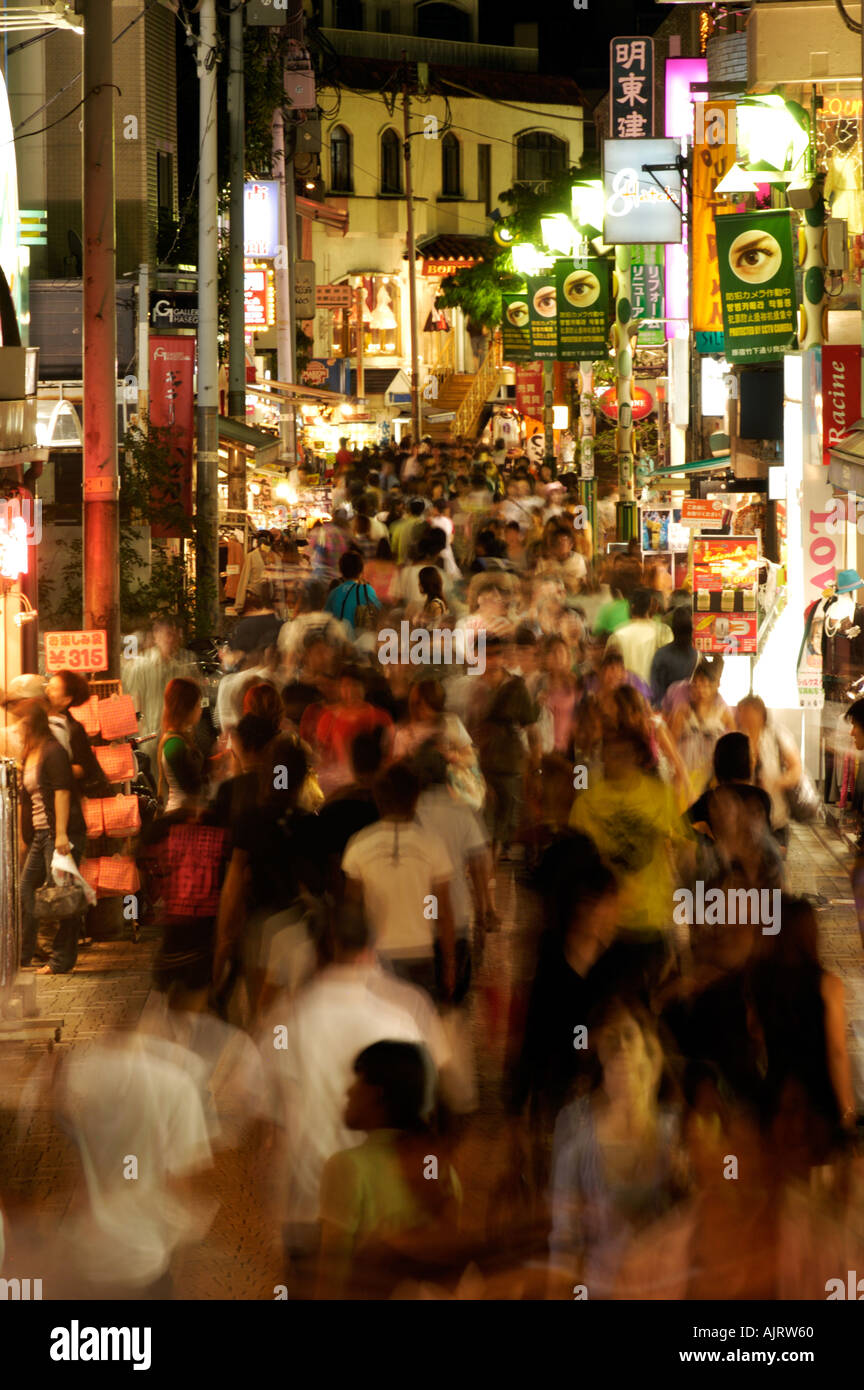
243, 181, 280, 259
244, 265, 275, 328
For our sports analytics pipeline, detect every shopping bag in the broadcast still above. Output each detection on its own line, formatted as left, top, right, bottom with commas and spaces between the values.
94, 742, 136, 784
69, 696, 100, 738
96, 855, 140, 895
97, 694, 139, 741
80, 858, 100, 894
101, 794, 141, 838
82, 799, 104, 839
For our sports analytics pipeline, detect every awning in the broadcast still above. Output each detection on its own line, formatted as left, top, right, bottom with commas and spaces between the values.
218, 417, 282, 467
410, 234, 495, 276
247, 379, 350, 404
648, 455, 732, 480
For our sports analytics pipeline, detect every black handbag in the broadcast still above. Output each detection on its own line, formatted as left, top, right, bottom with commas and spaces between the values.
34, 882, 87, 920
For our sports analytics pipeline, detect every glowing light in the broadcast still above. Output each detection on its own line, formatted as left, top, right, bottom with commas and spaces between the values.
540, 215, 577, 256
510, 242, 553, 277
0, 515, 27, 580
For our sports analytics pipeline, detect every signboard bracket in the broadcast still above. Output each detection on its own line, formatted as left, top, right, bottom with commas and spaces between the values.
642, 159, 688, 216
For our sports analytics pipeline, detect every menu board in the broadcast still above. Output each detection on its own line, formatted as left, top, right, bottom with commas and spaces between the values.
692, 534, 760, 654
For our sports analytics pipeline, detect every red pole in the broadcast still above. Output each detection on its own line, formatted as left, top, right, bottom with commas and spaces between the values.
82, 0, 120, 676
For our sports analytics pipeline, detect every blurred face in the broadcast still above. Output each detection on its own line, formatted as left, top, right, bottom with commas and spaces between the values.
737, 704, 765, 742
545, 641, 569, 674
596, 1010, 656, 1104
691, 674, 714, 705
553, 533, 572, 561
153, 623, 181, 660
600, 660, 625, 691
478, 587, 505, 615
340, 676, 364, 704
851, 719, 864, 752
344, 1073, 385, 1131
45, 675, 70, 712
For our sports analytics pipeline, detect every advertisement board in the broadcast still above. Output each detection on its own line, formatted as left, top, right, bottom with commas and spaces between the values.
525, 275, 558, 361
715, 209, 798, 364
610, 37, 654, 140
554, 257, 610, 360
149, 335, 195, 538
45, 630, 108, 673
501, 291, 532, 363
602, 138, 683, 245
692, 533, 760, 652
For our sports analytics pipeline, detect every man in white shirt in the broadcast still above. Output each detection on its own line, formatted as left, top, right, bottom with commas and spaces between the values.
258, 901, 458, 1296
342, 762, 456, 999
606, 586, 673, 687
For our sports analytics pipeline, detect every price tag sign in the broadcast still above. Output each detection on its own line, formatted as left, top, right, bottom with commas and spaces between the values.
45, 630, 108, 673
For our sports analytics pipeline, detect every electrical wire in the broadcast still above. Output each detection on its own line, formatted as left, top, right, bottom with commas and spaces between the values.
832, 0, 862, 33
13, 0, 161, 132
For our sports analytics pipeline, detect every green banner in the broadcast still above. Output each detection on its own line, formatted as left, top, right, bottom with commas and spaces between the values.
526, 274, 558, 360
501, 290, 532, 362
631, 245, 664, 346
715, 209, 798, 364
554, 257, 610, 360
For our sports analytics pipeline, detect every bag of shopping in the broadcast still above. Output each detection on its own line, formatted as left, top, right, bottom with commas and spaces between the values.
69, 695, 100, 738
35, 849, 98, 918
97, 694, 139, 741
94, 742, 136, 784
101, 793, 141, 838
82, 798, 104, 839
96, 855, 141, 895
786, 772, 820, 823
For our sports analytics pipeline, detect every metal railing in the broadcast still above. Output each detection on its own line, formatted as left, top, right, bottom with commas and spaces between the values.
453, 334, 504, 439
429, 330, 456, 387
319, 30, 538, 73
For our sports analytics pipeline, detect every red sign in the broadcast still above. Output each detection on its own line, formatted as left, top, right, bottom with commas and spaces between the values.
693, 612, 757, 655
45, 629, 108, 673
422, 259, 478, 277
149, 335, 195, 539
302, 360, 330, 387
822, 345, 861, 465
316, 284, 353, 308
515, 364, 544, 419
244, 267, 274, 327
597, 385, 654, 421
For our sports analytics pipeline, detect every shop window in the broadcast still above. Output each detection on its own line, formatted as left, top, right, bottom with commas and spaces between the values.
516, 130, 568, 186
441, 132, 461, 198
330, 125, 353, 193
380, 128, 402, 195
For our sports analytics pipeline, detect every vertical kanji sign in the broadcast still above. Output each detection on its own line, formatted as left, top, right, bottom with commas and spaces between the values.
610, 37, 654, 140
149, 335, 196, 539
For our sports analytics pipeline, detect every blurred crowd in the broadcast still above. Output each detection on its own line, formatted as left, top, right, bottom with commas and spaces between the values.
2, 434, 864, 1301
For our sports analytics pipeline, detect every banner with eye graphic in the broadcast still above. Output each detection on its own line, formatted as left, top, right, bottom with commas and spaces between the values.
554, 257, 611, 361
525, 275, 559, 360
715, 209, 798, 365
501, 291, 532, 362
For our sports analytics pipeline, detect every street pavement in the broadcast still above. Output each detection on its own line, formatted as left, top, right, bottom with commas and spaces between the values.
0, 821, 862, 1298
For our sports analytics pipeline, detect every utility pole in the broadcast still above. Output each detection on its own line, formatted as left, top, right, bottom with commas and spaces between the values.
195, 0, 220, 637
402, 61, 421, 445
272, 106, 297, 461
354, 283, 365, 400
228, 0, 246, 420
82, 0, 120, 675
137, 262, 149, 422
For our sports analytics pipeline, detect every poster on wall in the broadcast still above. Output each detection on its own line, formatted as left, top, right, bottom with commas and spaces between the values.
692, 533, 760, 653
525, 275, 558, 360
715, 209, 798, 364
554, 257, 610, 360
501, 291, 532, 363
514, 363, 544, 418
692, 101, 737, 346
148, 335, 195, 539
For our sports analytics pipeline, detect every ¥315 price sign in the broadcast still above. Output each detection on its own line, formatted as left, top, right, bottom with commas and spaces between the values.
45, 630, 108, 673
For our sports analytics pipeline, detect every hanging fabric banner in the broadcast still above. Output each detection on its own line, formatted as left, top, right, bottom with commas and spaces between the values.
554, 257, 610, 360
715, 209, 798, 364
148, 335, 196, 538
525, 275, 558, 360
630, 245, 665, 345
501, 291, 532, 362
692, 101, 737, 344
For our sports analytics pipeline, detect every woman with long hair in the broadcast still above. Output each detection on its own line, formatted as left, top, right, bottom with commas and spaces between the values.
666, 659, 734, 801
158, 677, 205, 815
44, 669, 112, 798
16, 699, 87, 974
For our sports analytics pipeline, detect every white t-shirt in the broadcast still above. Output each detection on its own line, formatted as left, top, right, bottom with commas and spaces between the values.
58, 1037, 214, 1285
607, 618, 672, 687
342, 819, 453, 957
415, 785, 488, 931
260, 963, 451, 1224
214, 664, 270, 733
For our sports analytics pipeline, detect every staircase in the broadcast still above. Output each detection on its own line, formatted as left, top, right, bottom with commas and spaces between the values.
422, 335, 506, 443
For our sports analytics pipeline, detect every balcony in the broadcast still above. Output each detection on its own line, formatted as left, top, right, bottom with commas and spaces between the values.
320, 29, 538, 72
0, 349, 43, 462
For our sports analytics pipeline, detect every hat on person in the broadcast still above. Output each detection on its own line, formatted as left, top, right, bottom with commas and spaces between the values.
836, 569, 864, 595
3, 673, 45, 702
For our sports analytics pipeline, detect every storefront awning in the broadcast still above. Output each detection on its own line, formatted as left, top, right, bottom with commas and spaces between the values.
410, 234, 495, 277
648, 455, 732, 480
217, 417, 282, 467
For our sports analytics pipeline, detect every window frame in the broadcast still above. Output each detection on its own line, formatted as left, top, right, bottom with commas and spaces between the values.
380, 127, 402, 196
515, 130, 568, 186
440, 131, 461, 199
330, 124, 354, 194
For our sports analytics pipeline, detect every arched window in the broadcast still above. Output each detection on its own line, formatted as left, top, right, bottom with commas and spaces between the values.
380, 127, 402, 195
441, 132, 461, 198
516, 130, 568, 184
330, 125, 353, 193
415, 2, 470, 40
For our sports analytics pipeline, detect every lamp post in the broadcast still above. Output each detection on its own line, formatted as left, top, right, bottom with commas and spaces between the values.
613, 244, 637, 541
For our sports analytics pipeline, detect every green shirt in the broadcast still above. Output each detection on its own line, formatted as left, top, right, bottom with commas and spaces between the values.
593, 598, 630, 636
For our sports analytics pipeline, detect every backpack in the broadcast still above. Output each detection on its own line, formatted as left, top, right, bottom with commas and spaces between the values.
342, 581, 376, 632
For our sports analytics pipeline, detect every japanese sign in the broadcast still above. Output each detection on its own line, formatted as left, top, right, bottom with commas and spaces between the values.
822, 345, 861, 465
630, 245, 664, 345
45, 630, 108, 673
603, 138, 682, 245
515, 363, 544, 418
244, 266, 274, 327
715, 209, 798, 364
681, 498, 727, 528
610, 37, 654, 140
525, 275, 558, 361
149, 335, 195, 538
554, 257, 610, 360
692, 534, 760, 653
501, 291, 532, 363
315, 284, 353, 308
244, 181, 280, 259
692, 102, 737, 343
294, 260, 316, 319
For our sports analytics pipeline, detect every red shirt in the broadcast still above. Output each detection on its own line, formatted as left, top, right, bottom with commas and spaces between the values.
314, 702, 392, 769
